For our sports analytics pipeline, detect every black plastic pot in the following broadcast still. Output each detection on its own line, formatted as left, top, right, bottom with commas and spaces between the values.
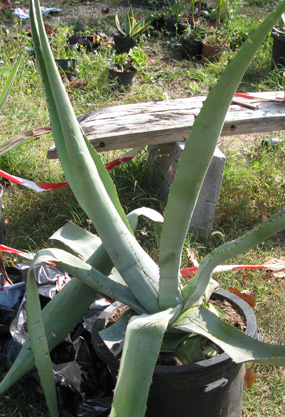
55, 59, 76, 72
108, 66, 137, 88
79, 35, 100, 53
92, 289, 259, 417
271, 31, 285, 67
112, 30, 136, 54
165, 18, 188, 35
181, 37, 203, 60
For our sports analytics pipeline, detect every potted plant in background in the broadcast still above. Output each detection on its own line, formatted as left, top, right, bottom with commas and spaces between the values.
0, 2, 285, 417
201, 27, 227, 62
163, 0, 188, 34
113, 7, 152, 53
108, 47, 148, 88
180, 24, 206, 60
150, 0, 188, 36
67, 33, 100, 53
271, 12, 285, 67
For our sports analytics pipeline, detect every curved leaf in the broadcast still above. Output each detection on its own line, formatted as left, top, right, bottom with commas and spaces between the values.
159, 1, 285, 310
31, 0, 160, 313
26, 269, 59, 417
127, 207, 163, 232
50, 222, 102, 261
99, 311, 133, 356
173, 305, 285, 366
182, 209, 285, 309
110, 309, 176, 417
32, 248, 147, 314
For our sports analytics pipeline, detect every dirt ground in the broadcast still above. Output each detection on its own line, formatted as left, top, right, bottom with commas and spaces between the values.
218, 131, 284, 155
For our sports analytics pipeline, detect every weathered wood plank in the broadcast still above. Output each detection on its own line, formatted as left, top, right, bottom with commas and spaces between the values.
47, 92, 285, 159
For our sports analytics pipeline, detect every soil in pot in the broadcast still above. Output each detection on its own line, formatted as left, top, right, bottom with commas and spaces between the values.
92, 289, 259, 417
271, 31, 285, 67
108, 66, 137, 88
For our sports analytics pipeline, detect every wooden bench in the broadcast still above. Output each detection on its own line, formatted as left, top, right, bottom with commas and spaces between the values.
47, 92, 285, 158
47, 92, 285, 233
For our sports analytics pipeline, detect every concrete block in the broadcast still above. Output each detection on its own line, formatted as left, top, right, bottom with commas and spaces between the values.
148, 143, 226, 234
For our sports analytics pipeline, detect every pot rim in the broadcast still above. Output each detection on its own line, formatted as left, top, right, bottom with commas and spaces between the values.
108, 65, 137, 74
272, 31, 285, 41
92, 289, 258, 375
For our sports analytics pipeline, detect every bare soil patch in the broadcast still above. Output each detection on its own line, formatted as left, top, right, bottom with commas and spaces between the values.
218, 131, 284, 155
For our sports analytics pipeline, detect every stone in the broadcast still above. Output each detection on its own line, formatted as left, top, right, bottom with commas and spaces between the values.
148, 143, 226, 234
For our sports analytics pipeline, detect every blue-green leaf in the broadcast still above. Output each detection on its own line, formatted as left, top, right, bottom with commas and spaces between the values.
26, 269, 59, 417
173, 305, 285, 366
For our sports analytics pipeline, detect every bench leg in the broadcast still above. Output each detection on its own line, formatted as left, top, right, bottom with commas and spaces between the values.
148, 143, 226, 235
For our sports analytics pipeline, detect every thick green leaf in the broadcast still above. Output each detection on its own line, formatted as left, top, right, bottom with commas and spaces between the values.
32, 248, 147, 314
182, 209, 285, 309
158, 1, 285, 310
110, 309, 176, 417
160, 331, 188, 352
31, 0, 160, 314
26, 269, 59, 417
99, 311, 133, 356
174, 335, 206, 363
30, 0, 87, 211
82, 134, 131, 232
127, 207, 164, 232
173, 306, 285, 366
50, 222, 102, 261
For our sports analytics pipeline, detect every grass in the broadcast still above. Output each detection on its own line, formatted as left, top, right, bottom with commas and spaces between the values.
0, 0, 284, 416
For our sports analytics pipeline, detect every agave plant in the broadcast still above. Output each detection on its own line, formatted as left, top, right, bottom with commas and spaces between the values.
0, 1, 285, 417
115, 7, 152, 40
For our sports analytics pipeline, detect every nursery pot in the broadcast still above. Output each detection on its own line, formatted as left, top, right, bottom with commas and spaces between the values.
55, 59, 76, 72
181, 37, 203, 60
108, 66, 137, 88
92, 289, 259, 417
202, 41, 223, 63
112, 30, 136, 54
165, 18, 188, 35
271, 31, 285, 67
